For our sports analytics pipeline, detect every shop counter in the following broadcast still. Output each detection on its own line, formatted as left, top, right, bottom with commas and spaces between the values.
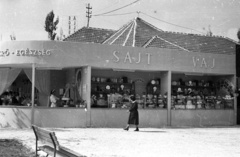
33, 107, 87, 128
90, 108, 168, 128
0, 107, 32, 128
0, 105, 235, 128
0, 106, 88, 128
171, 109, 235, 127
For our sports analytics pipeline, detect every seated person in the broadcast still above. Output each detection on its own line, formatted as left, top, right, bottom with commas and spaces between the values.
11, 92, 20, 105
21, 97, 31, 106
1, 92, 10, 105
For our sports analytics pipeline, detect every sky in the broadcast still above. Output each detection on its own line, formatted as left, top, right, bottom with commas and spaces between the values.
0, 0, 240, 41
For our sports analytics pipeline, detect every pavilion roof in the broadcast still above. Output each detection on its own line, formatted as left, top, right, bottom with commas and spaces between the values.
64, 17, 237, 55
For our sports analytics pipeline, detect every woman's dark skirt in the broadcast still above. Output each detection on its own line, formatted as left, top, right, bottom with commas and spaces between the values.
128, 111, 139, 125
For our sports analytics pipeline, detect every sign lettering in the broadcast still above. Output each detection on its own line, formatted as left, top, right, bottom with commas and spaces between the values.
112, 51, 152, 65
124, 52, 132, 63
192, 57, 215, 69
0, 48, 51, 57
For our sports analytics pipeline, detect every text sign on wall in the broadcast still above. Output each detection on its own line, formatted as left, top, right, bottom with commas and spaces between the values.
111, 50, 216, 69
112, 51, 152, 65
192, 57, 215, 69
0, 49, 51, 57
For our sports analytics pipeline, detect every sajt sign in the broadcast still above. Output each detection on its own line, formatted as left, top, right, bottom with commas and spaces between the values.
112, 51, 152, 65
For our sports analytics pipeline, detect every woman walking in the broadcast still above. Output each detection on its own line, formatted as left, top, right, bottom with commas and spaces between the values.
124, 95, 139, 131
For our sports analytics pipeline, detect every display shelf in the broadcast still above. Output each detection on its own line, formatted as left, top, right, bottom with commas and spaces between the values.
171, 85, 216, 95
171, 80, 234, 110
91, 77, 135, 108
91, 82, 134, 95
171, 97, 234, 110
172, 85, 216, 89
144, 79, 164, 108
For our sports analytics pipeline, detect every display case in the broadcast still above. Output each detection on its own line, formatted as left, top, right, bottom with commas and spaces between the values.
144, 79, 165, 108
171, 79, 234, 110
91, 76, 135, 108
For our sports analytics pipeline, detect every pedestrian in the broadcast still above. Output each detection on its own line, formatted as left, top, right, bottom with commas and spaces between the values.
123, 95, 139, 131
50, 89, 59, 107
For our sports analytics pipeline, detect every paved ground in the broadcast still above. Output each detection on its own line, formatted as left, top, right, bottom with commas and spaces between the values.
0, 126, 240, 157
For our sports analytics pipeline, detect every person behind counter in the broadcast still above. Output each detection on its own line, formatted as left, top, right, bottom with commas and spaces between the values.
0, 91, 17, 105
1, 92, 9, 105
50, 89, 59, 107
21, 96, 31, 106
123, 95, 139, 131
11, 92, 20, 105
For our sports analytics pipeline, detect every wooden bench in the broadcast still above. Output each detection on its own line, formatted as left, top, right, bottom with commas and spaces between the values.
32, 125, 86, 157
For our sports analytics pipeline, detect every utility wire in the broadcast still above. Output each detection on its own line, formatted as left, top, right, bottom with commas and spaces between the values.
95, 12, 136, 16
91, 0, 204, 34
140, 12, 205, 34
93, 0, 120, 14
93, 0, 140, 16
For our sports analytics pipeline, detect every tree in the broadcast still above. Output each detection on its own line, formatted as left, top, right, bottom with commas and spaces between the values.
237, 28, 240, 43
203, 25, 213, 36
44, 11, 59, 40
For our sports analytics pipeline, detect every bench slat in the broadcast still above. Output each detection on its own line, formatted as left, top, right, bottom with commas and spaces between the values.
34, 126, 52, 139
37, 134, 55, 146
36, 132, 54, 143
35, 126, 53, 135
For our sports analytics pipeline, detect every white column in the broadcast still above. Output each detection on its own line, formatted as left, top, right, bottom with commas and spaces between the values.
167, 71, 172, 126
31, 63, 36, 125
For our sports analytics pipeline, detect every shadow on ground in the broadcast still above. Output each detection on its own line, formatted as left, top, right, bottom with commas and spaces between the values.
139, 130, 167, 133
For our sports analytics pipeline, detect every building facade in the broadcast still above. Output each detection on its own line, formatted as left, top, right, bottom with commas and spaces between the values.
0, 18, 237, 128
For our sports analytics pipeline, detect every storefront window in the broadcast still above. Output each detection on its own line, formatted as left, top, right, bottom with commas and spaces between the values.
171, 74, 234, 110
139, 79, 166, 109
91, 76, 134, 108
91, 69, 166, 109
0, 70, 39, 107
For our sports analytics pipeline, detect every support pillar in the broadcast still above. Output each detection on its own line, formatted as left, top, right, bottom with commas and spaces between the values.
167, 71, 172, 126
31, 63, 36, 125
81, 66, 91, 127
